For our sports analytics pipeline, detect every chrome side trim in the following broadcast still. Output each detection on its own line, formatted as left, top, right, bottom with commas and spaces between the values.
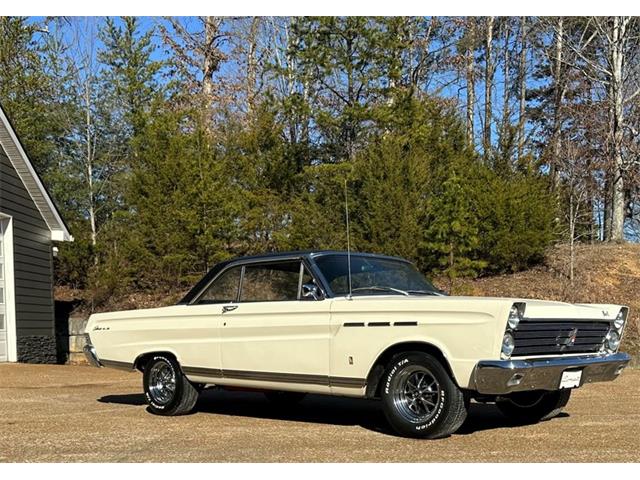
182, 366, 224, 377
330, 376, 367, 389
101, 359, 135, 371
471, 352, 631, 395
83, 344, 102, 368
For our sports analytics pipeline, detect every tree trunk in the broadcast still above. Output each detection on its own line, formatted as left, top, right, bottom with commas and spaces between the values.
498, 19, 512, 172
465, 18, 476, 146
608, 16, 626, 242
517, 16, 527, 161
569, 196, 575, 285
483, 16, 494, 159
84, 78, 97, 255
501, 20, 511, 132
549, 17, 565, 190
245, 17, 259, 116
202, 16, 221, 132
603, 176, 613, 240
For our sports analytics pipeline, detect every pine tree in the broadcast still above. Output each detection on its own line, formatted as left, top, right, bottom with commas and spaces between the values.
98, 17, 162, 143
422, 169, 487, 292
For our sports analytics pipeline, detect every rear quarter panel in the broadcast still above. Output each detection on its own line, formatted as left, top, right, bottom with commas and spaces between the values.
87, 305, 222, 370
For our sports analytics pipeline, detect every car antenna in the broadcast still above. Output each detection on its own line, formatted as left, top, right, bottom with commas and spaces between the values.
344, 179, 353, 300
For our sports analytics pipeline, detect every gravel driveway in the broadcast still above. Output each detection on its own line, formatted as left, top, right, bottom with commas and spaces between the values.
0, 364, 638, 462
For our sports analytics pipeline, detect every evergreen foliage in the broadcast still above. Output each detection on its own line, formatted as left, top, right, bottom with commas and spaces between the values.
0, 17, 572, 302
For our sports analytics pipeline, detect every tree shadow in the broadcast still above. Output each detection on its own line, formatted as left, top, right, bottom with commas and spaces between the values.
96, 390, 570, 437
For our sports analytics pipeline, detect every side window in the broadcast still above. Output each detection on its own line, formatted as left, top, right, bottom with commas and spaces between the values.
198, 266, 242, 304
240, 261, 301, 302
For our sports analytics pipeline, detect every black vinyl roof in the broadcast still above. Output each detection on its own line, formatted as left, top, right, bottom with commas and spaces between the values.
220, 250, 407, 262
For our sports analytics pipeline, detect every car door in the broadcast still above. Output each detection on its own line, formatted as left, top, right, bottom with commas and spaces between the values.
219, 259, 332, 393
177, 264, 243, 381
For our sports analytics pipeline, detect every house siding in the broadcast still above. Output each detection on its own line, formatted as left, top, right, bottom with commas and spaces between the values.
0, 148, 56, 363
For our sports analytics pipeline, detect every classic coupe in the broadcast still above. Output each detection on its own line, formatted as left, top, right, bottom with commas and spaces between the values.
84, 251, 631, 438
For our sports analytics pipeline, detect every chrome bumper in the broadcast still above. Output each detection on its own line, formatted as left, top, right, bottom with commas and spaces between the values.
83, 344, 103, 368
471, 352, 631, 395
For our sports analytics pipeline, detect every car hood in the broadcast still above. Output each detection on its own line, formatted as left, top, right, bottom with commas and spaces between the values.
333, 295, 624, 321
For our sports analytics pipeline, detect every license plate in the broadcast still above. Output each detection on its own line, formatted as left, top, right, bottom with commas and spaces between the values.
560, 370, 582, 389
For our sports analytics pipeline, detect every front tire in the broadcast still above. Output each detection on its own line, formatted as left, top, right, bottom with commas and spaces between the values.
496, 389, 571, 423
380, 352, 467, 439
143, 354, 199, 416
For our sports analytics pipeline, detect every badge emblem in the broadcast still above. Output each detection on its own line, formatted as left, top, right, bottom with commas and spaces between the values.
557, 328, 578, 349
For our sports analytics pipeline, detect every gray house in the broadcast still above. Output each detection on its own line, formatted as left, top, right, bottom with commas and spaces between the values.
0, 104, 72, 363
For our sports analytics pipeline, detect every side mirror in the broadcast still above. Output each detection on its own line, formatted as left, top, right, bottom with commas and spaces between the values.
302, 283, 321, 301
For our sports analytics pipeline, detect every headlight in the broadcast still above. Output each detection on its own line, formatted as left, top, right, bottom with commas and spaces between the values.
605, 330, 620, 352
508, 305, 522, 329
614, 310, 625, 330
501, 332, 515, 358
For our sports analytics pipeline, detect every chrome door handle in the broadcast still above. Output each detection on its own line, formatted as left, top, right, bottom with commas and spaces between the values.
222, 305, 238, 314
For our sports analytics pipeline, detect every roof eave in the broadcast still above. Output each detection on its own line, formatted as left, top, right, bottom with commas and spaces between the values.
0, 104, 73, 242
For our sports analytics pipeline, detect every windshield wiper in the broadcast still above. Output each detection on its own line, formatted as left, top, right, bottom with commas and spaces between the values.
351, 286, 410, 296
406, 290, 443, 296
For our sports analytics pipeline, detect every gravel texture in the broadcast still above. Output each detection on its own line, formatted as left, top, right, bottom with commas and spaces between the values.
0, 364, 638, 462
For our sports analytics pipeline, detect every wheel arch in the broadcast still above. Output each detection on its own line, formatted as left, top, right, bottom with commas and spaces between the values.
364, 341, 458, 399
133, 350, 181, 372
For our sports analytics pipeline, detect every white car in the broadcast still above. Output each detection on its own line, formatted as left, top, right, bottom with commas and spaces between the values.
84, 251, 631, 438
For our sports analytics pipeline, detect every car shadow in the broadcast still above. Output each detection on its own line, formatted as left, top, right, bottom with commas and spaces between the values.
99, 389, 389, 431
197, 389, 391, 433
99, 393, 147, 406
455, 403, 570, 435
97, 389, 570, 437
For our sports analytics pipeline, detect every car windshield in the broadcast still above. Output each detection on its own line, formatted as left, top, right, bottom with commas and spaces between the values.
313, 254, 439, 297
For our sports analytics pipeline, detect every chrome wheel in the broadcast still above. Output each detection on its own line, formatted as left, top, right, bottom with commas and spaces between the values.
392, 366, 441, 423
148, 361, 176, 405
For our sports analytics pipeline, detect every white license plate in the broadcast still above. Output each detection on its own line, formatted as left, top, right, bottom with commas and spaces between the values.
560, 370, 582, 389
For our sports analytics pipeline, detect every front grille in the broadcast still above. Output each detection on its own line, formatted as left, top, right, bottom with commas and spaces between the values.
512, 319, 610, 356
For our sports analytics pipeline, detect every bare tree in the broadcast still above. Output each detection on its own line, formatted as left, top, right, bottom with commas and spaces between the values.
483, 16, 495, 159
517, 16, 528, 160
558, 137, 594, 284
65, 18, 123, 252
159, 16, 228, 128
549, 17, 568, 189
461, 17, 477, 146
561, 17, 640, 241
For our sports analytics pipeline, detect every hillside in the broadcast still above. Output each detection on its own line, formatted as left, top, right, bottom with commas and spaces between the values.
56, 243, 640, 362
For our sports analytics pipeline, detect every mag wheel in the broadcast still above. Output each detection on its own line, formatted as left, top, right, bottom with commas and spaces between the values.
143, 354, 199, 416
380, 352, 467, 439
497, 389, 571, 423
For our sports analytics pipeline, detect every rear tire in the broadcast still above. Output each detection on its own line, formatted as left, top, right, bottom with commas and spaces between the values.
143, 354, 199, 416
497, 389, 571, 423
380, 352, 467, 439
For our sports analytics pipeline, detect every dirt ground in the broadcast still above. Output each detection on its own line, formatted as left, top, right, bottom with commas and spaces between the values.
0, 363, 638, 462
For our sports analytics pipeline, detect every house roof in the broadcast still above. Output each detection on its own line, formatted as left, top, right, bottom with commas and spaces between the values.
0, 104, 72, 242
